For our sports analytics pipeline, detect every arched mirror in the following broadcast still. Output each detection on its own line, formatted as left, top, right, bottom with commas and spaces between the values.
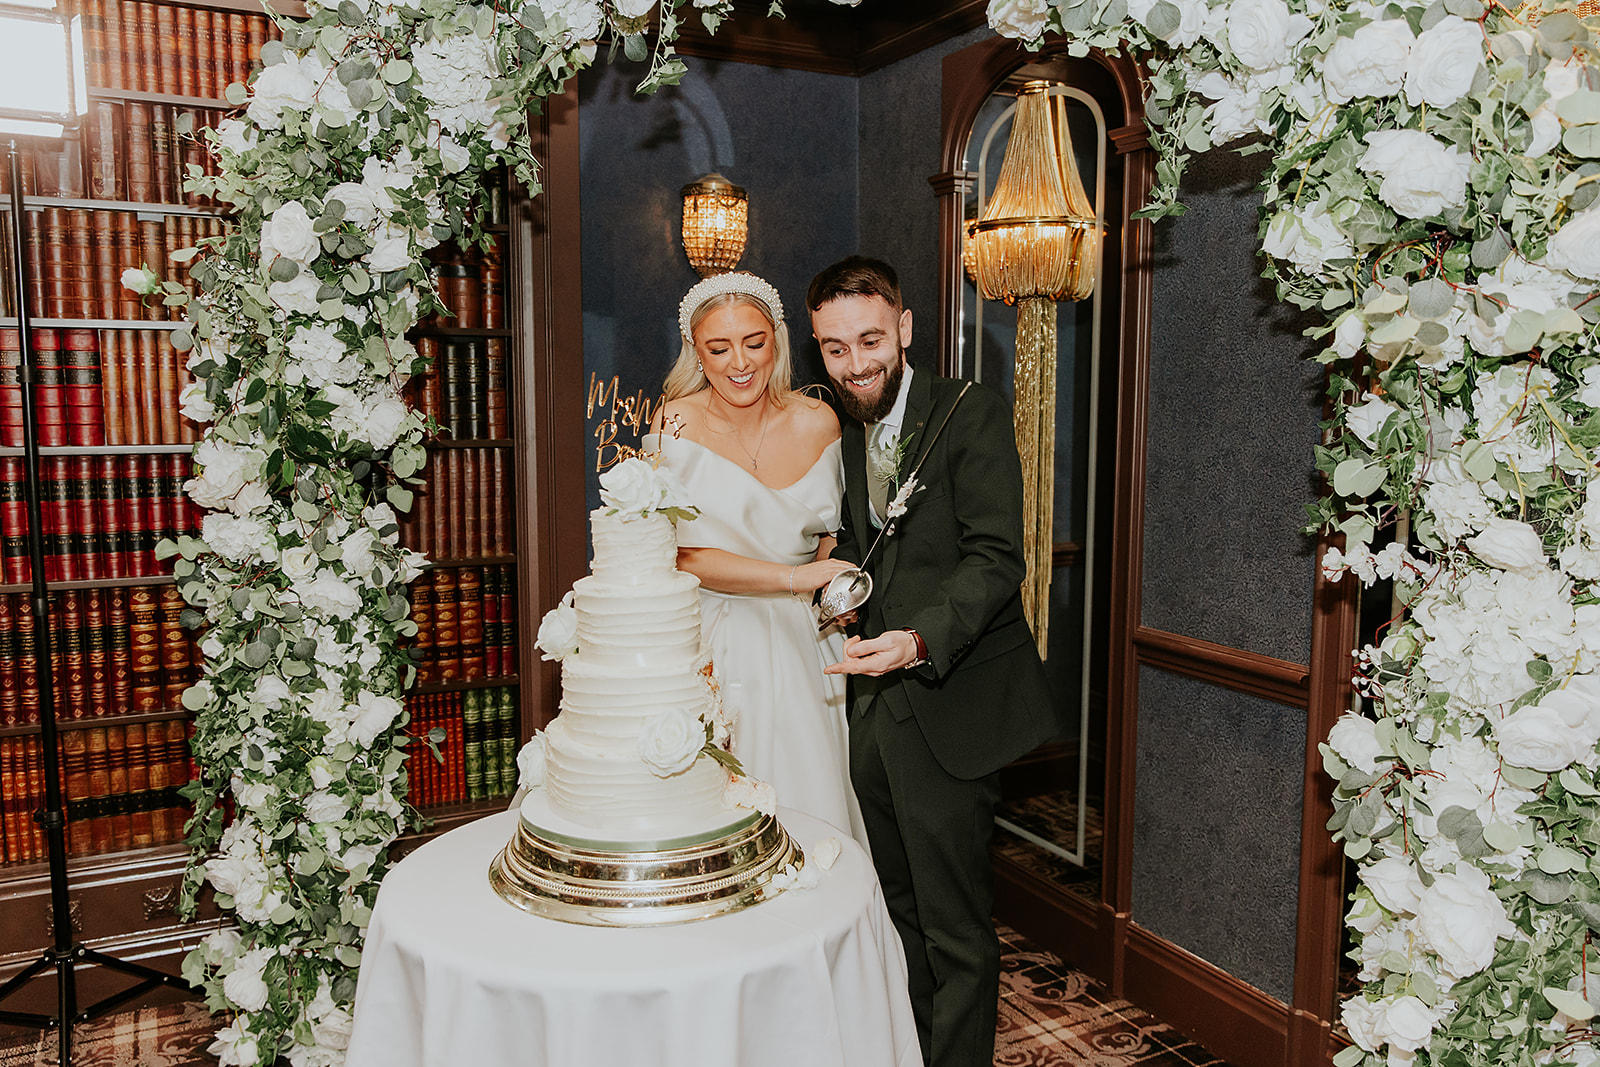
937, 46, 1138, 911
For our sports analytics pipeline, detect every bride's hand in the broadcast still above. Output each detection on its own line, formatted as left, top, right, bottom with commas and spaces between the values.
793, 558, 858, 594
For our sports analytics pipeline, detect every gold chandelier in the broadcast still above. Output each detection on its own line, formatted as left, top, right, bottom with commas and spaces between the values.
680, 172, 749, 278
969, 80, 1100, 657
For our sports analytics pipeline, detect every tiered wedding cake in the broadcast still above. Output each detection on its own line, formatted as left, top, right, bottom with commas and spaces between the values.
489, 457, 799, 924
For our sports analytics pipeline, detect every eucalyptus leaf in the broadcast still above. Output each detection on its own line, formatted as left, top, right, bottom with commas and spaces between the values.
1408, 277, 1456, 319
1333, 457, 1387, 498
1564, 125, 1600, 158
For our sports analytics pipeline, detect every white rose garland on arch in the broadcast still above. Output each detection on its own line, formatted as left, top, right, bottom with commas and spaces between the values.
160, 2, 855, 1065
987, 0, 1599, 1063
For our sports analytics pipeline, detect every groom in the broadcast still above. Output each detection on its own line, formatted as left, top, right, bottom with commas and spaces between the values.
809, 256, 1055, 1067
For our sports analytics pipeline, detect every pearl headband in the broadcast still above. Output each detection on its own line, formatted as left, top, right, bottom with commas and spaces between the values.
678, 271, 784, 341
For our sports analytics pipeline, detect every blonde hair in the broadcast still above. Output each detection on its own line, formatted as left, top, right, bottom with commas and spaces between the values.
662, 291, 795, 406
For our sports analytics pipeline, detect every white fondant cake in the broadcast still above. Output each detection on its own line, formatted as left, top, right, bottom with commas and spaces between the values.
520, 505, 744, 844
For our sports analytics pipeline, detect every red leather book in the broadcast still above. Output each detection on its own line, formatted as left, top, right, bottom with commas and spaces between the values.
119, 457, 147, 577
415, 336, 442, 423
0, 595, 16, 726
86, 103, 125, 202
429, 457, 449, 558
491, 449, 509, 555
85, 725, 111, 853
15, 597, 38, 725
107, 586, 131, 714
85, 589, 110, 718
42, 456, 72, 582
61, 727, 91, 855
126, 585, 160, 711
461, 449, 480, 558
100, 330, 125, 446
135, 3, 160, 94
63, 330, 104, 448
458, 566, 483, 680
137, 221, 165, 318
482, 242, 505, 330
59, 591, 87, 718
485, 338, 507, 438
132, 454, 162, 576
120, 2, 146, 94
156, 332, 180, 444
79, 0, 106, 100
159, 454, 185, 544
446, 449, 465, 560
193, 9, 215, 102
66, 210, 94, 319
124, 102, 155, 204
31, 329, 64, 447
69, 455, 101, 580
22, 209, 45, 320
228, 14, 250, 91
410, 479, 432, 559
98, 456, 128, 579
125, 721, 152, 849
173, 5, 196, 100
98, 0, 124, 91
432, 568, 460, 683
105, 723, 131, 851
0, 457, 29, 585
158, 584, 189, 710
136, 331, 161, 445
0, 337, 18, 448
153, 2, 178, 89
92, 211, 120, 310
445, 708, 464, 804
481, 566, 500, 678
498, 564, 515, 676
114, 219, 141, 320
0, 738, 18, 862
408, 573, 434, 685
246, 14, 268, 78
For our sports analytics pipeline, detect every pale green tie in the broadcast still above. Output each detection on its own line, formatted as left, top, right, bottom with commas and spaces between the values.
866, 422, 892, 527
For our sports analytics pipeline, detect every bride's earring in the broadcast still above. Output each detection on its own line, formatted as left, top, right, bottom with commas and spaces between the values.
696, 359, 703, 373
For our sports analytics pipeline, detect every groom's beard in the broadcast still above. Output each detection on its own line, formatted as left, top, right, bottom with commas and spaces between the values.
831, 352, 905, 424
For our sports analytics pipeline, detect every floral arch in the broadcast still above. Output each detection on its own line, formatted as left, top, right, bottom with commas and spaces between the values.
164, 0, 1598, 1063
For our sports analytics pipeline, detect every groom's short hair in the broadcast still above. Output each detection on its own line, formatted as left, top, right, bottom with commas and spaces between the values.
806, 256, 902, 314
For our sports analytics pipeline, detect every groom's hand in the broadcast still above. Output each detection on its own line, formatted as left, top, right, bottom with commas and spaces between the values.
825, 632, 920, 676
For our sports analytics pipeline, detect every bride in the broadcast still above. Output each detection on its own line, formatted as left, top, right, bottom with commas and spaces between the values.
646, 271, 866, 845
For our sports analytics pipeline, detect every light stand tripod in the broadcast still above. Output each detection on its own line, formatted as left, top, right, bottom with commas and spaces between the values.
0, 131, 193, 1065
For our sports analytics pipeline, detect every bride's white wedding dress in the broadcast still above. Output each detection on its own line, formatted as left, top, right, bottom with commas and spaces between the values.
647, 432, 866, 846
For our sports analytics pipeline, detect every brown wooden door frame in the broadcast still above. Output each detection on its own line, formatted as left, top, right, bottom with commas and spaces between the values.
933, 34, 1357, 1067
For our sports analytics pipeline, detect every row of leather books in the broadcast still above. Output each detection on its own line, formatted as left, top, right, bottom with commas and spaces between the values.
0, 721, 195, 865
409, 337, 510, 441
78, 0, 277, 103
0, 586, 200, 726
419, 240, 508, 330
0, 329, 199, 448
0, 209, 222, 321
408, 565, 518, 686
404, 686, 518, 808
0, 454, 203, 585
2, 103, 227, 207
398, 448, 513, 564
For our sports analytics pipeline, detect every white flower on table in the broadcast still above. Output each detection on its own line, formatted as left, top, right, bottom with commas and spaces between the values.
724, 774, 777, 815
639, 706, 706, 776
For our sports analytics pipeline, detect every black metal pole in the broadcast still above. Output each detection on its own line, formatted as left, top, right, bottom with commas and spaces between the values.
0, 137, 192, 1066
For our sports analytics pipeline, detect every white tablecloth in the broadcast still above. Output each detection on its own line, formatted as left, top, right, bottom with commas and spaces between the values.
345, 809, 920, 1067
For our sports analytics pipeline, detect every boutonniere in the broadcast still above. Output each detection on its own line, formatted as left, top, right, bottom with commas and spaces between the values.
875, 434, 913, 489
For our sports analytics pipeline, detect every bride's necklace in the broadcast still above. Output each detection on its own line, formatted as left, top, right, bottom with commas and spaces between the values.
710, 397, 771, 471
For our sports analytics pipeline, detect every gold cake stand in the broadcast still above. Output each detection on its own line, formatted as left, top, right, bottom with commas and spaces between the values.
488, 810, 804, 927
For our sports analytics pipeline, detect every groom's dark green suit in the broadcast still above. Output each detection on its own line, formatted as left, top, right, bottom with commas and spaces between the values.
832, 364, 1056, 1067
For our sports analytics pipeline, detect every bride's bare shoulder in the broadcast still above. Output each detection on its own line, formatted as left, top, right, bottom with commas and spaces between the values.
789, 392, 841, 442
652, 392, 708, 435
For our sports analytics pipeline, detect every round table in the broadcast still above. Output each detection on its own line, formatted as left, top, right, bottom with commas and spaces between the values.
345, 809, 921, 1067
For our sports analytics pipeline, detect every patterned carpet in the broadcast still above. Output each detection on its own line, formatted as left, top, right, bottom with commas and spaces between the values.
0, 926, 1228, 1066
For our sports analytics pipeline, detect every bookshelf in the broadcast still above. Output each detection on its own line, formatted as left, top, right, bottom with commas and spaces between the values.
0, 0, 537, 996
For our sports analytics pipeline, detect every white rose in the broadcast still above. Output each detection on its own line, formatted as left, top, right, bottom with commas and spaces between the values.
186, 440, 265, 512
303, 789, 350, 824
214, 117, 256, 155
210, 1020, 260, 1067
339, 842, 380, 874
1416, 864, 1513, 979
986, 0, 1050, 40
247, 52, 319, 130
252, 674, 291, 709
340, 528, 378, 577
1195, 71, 1263, 144
435, 134, 471, 174
1403, 16, 1485, 109
260, 201, 321, 266
1329, 312, 1366, 360
298, 572, 362, 619
269, 272, 323, 315
724, 774, 778, 815
202, 512, 267, 562
516, 733, 548, 790
324, 182, 381, 229
1225, 0, 1298, 71
178, 379, 216, 425
120, 265, 162, 295
1359, 855, 1424, 915
536, 591, 578, 661
230, 482, 273, 518
1346, 393, 1399, 446
1322, 19, 1413, 104
1358, 129, 1470, 219
280, 544, 319, 583
1546, 206, 1600, 281
1495, 676, 1600, 772
613, 0, 655, 15
1466, 517, 1547, 573
1327, 713, 1385, 774
1381, 995, 1441, 1052
598, 456, 666, 515
355, 393, 410, 450
366, 231, 412, 273
638, 706, 705, 776
1262, 199, 1353, 274
349, 690, 403, 746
